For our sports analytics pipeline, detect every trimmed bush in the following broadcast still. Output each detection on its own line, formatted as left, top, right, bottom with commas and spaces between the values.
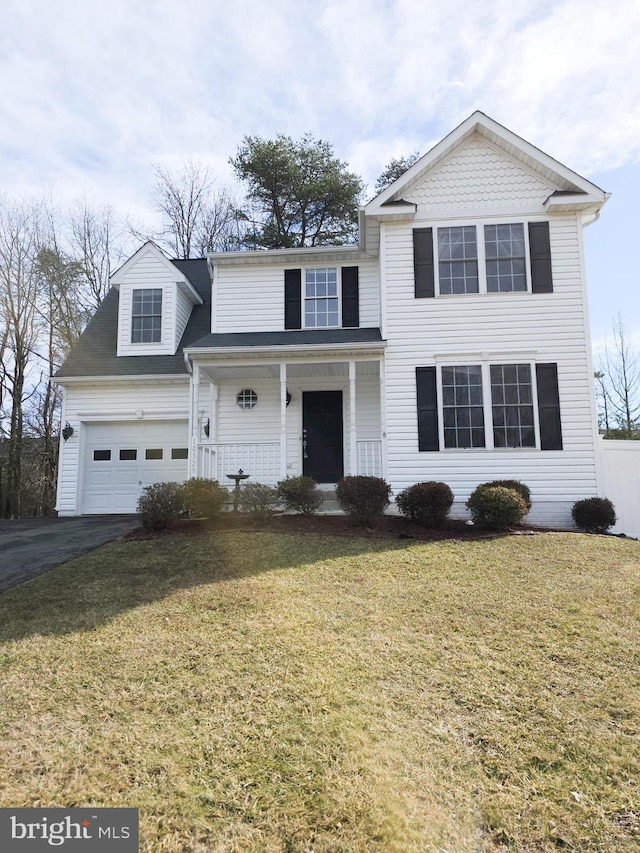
239, 483, 280, 519
396, 481, 454, 527
466, 485, 527, 531
137, 482, 185, 532
182, 477, 229, 520
336, 476, 391, 527
277, 476, 322, 515
572, 497, 617, 534
477, 479, 532, 513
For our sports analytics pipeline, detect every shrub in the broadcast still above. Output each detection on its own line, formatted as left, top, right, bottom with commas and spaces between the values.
466, 485, 528, 531
572, 497, 617, 534
137, 481, 185, 532
239, 483, 280, 519
336, 476, 391, 527
396, 481, 454, 527
181, 477, 229, 520
477, 479, 532, 513
277, 476, 323, 515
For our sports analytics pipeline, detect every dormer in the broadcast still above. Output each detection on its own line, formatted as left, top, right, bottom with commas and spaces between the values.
112, 242, 204, 357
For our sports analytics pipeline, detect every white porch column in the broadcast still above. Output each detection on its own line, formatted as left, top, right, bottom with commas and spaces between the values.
379, 357, 388, 481
190, 362, 200, 478
349, 360, 357, 475
209, 382, 218, 443
280, 362, 287, 481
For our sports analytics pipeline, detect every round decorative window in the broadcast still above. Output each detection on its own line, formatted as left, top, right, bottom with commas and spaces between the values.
236, 388, 258, 410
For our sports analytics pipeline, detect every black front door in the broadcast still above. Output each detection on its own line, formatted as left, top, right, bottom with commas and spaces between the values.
302, 391, 344, 483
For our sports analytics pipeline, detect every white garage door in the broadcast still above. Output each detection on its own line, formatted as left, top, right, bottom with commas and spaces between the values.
81, 420, 189, 514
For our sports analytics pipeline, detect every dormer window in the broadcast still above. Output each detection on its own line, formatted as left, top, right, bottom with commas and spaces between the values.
132, 289, 162, 343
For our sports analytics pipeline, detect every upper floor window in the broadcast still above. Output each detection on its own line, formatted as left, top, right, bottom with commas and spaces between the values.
131, 288, 162, 343
414, 221, 552, 298
305, 268, 339, 328
438, 227, 479, 295
485, 224, 527, 292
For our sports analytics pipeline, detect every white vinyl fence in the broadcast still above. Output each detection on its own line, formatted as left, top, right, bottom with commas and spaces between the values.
599, 438, 640, 539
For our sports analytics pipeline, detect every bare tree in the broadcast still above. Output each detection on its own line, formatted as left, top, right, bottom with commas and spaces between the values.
0, 200, 40, 516
149, 158, 241, 258
29, 243, 87, 513
596, 314, 640, 438
69, 199, 123, 308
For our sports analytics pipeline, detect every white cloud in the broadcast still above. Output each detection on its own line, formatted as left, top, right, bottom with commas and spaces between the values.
0, 0, 638, 218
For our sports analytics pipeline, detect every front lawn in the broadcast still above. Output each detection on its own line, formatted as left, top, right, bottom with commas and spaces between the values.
0, 530, 638, 852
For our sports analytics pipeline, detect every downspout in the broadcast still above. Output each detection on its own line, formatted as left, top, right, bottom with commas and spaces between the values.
580, 200, 609, 497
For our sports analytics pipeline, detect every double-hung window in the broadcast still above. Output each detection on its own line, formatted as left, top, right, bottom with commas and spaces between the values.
490, 364, 535, 447
415, 221, 552, 297
305, 268, 339, 328
417, 361, 562, 451
131, 288, 162, 343
438, 226, 479, 294
441, 365, 485, 448
484, 224, 527, 292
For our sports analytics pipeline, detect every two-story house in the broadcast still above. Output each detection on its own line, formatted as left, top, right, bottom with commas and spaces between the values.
55, 112, 608, 526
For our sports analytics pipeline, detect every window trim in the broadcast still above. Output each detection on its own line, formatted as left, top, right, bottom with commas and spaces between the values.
433, 360, 541, 451
303, 267, 341, 329
131, 287, 163, 344
428, 218, 535, 297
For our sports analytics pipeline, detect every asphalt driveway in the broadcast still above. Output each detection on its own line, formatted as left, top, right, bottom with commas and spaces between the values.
0, 516, 139, 593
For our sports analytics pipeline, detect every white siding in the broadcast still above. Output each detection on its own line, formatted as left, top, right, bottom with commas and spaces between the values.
404, 136, 554, 211
214, 259, 380, 332
57, 380, 189, 515
381, 208, 599, 529
175, 286, 193, 345
117, 252, 186, 356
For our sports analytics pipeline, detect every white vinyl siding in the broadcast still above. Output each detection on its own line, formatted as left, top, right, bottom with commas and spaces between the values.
116, 248, 196, 356
56, 380, 189, 515
213, 258, 380, 332
382, 210, 598, 528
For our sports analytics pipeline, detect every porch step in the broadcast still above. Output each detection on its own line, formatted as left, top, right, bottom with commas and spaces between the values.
318, 488, 340, 514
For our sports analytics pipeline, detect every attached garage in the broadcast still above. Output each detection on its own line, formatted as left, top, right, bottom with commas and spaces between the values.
81, 420, 189, 514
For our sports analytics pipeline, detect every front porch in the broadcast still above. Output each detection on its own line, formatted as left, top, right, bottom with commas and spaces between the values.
196, 438, 383, 485
188, 354, 386, 486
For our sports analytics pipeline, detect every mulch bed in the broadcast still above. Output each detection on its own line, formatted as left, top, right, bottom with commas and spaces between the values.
126, 513, 550, 542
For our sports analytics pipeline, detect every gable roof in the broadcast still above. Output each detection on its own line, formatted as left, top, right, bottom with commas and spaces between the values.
365, 111, 608, 217
110, 241, 203, 304
55, 258, 211, 380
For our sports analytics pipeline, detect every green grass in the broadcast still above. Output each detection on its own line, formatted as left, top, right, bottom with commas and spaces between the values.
0, 530, 639, 852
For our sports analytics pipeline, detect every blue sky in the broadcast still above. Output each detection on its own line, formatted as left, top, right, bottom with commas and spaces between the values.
1, 0, 638, 345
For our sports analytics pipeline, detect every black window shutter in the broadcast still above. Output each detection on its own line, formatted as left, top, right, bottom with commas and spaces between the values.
284, 269, 302, 329
341, 266, 359, 327
413, 229, 435, 298
416, 366, 439, 451
536, 363, 563, 450
529, 222, 553, 293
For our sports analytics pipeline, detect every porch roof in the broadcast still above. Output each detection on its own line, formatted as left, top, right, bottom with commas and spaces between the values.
186, 327, 385, 353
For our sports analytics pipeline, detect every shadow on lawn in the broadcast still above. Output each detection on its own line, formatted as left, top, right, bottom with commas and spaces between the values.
0, 522, 444, 643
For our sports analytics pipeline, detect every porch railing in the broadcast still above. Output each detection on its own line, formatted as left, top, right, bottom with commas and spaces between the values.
197, 442, 280, 485
356, 440, 382, 477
